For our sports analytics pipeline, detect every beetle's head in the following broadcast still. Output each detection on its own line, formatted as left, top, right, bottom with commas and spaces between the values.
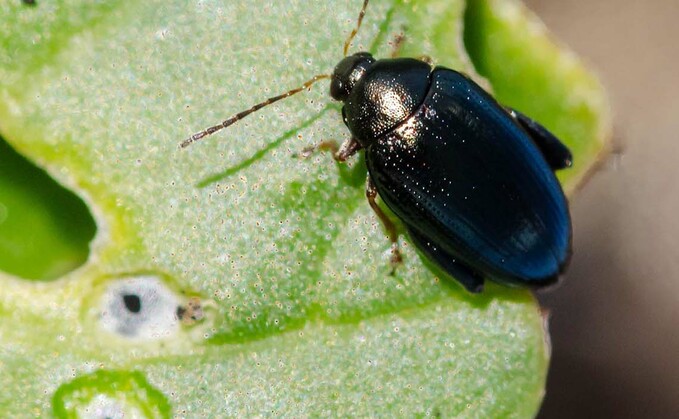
330, 52, 376, 102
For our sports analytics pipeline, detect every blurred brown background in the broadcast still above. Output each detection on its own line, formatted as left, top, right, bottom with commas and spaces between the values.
521, 0, 679, 417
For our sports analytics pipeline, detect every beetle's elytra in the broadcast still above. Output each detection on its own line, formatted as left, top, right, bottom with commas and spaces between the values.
182, 0, 573, 293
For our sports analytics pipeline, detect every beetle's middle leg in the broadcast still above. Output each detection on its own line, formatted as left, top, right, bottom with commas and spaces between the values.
366, 177, 403, 273
296, 138, 362, 162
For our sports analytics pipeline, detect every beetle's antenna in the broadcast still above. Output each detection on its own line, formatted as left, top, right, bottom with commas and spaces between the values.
343, 0, 370, 56
180, 74, 331, 148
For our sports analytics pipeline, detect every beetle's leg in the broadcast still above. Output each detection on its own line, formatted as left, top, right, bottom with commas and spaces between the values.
386, 31, 434, 65
335, 138, 363, 162
297, 138, 362, 163
297, 140, 339, 159
387, 33, 434, 66
418, 55, 435, 66
406, 227, 485, 293
508, 107, 573, 171
366, 177, 403, 273
389, 32, 405, 58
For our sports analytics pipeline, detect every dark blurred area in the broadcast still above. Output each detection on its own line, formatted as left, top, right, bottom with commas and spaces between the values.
522, 0, 679, 417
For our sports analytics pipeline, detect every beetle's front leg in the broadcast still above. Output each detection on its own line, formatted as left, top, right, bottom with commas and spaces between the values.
297, 138, 362, 163
366, 177, 403, 274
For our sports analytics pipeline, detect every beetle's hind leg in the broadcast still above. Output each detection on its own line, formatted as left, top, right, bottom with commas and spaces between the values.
366, 178, 403, 273
508, 107, 573, 170
296, 138, 362, 162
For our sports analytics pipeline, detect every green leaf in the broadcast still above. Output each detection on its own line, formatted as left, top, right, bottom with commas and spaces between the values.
0, 0, 609, 415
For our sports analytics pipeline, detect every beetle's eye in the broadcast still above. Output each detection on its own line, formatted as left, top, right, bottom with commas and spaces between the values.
330, 72, 350, 101
330, 52, 375, 102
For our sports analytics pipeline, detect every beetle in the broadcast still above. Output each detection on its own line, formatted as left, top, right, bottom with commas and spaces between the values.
181, 0, 573, 293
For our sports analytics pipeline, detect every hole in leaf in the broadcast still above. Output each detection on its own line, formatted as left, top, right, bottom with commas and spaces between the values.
52, 370, 172, 418
0, 136, 96, 280
122, 294, 141, 314
100, 275, 180, 340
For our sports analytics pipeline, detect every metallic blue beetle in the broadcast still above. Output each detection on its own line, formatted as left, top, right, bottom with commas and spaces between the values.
182, 1, 573, 293
328, 52, 572, 293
